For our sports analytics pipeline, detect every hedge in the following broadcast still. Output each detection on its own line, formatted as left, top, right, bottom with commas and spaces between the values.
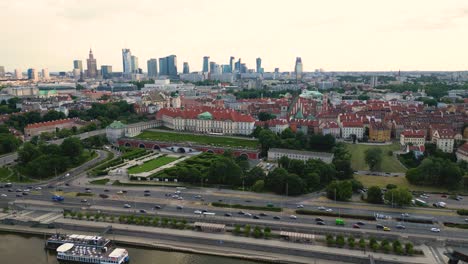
295, 209, 375, 221
457, 209, 468, 216
444, 222, 468, 229
211, 202, 282, 212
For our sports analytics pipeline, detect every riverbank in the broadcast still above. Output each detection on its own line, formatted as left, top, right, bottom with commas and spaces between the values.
0, 217, 438, 264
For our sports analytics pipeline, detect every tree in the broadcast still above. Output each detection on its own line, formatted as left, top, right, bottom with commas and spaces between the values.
384, 187, 412, 207
326, 235, 335, 246
244, 225, 251, 237
208, 157, 242, 186
359, 238, 366, 250
393, 240, 403, 254
258, 112, 275, 121
265, 168, 288, 194
280, 128, 295, 139
233, 224, 241, 235
348, 236, 356, 248
365, 148, 383, 171
405, 242, 414, 255
60, 137, 84, 162
326, 180, 353, 201
245, 167, 266, 186
302, 172, 320, 191
42, 110, 66, 122
366, 186, 383, 204
0, 133, 21, 154
253, 226, 263, 238
258, 129, 280, 156
285, 174, 305, 196
264, 227, 271, 239
336, 235, 345, 248
251, 180, 265, 192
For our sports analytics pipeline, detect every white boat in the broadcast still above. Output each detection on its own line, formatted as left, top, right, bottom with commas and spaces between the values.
56, 243, 130, 264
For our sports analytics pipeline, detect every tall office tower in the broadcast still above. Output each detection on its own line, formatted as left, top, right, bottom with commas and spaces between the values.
101, 65, 112, 78
222, 65, 231, 73
183, 62, 190, 74
167, 55, 177, 76
147, 59, 158, 78
41, 68, 49, 80
73, 60, 83, 73
240, 63, 247, 74
203, 56, 210, 73
27, 68, 38, 81
87, 49, 98, 78
229, 56, 235, 73
209, 61, 216, 73
234, 58, 241, 73
14, 69, 22, 79
294, 57, 303, 82
256, 58, 262, 73
158, 57, 167, 76
274, 68, 279, 74
131, 55, 139, 73
122, 48, 132, 74
0, 66, 4, 78
370, 76, 378, 88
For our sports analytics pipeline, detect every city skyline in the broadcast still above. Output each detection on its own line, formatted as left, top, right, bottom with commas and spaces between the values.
2, 0, 468, 72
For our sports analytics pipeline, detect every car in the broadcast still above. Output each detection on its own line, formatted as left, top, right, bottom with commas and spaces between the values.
81, 199, 88, 203
144, 190, 150, 193
0, 194, 7, 197
238, 211, 245, 215
23, 189, 31, 192
194, 210, 202, 214
315, 217, 324, 222
172, 195, 179, 199
396, 224, 406, 229
245, 200, 252, 203
144, 193, 151, 197
356, 221, 365, 226
259, 213, 268, 217
47, 185, 54, 189
16, 194, 22, 197
353, 224, 361, 229
401, 213, 410, 217
176, 205, 183, 210
318, 206, 326, 211
316, 221, 326, 225
441, 194, 448, 198
175, 190, 181, 194
122, 190, 128, 194
99, 194, 109, 199
290, 215, 297, 220
124, 204, 131, 208
201, 209, 208, 213
104, 189, 109, 192
177, 197, 183, 200
117, 191, 124, 194
15, 189, 22, 192
139, 209, 147, 213
325, 208, 333, 212
85, 188, 91, 191
7, 189, 13, 192
154, 205, 162, 210
57, 188, 63, 191
244, 213, 252, 217
383, 227, 391, 231
218, 199, 223, 202
253, 215, 260, 219
22, 192, 28, 195
296, 204, 304, 208
465, 219, 468, 223
430, 228, 441, 233
194, 195, 202, 199
34, 187, 42, 190
224, 213, 232, 217
65, 173, 70, 177
65, 183, 70, 186
273, 216, 281, 220
376, 224, 384, 229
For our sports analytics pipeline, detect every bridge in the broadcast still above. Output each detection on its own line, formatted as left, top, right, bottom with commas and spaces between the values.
117, 138, 260, 160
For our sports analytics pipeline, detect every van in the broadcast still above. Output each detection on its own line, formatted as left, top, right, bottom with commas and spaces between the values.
335, 219, 345, 225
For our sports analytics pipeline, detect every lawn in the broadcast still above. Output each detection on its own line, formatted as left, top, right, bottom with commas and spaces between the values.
354, 174, 447, 192
127, 156, 178, 174
89, 178, 110, 185
345, 143, 406, 172
0, 167, 35, 183
135, 130, 259, 149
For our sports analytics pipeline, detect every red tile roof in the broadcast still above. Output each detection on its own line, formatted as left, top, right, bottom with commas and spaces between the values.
157, 107, 255, 122
25, 118, 80, 129
401, 129, 425, 138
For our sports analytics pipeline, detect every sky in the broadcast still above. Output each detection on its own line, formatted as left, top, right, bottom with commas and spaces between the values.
1, 0, 468, 72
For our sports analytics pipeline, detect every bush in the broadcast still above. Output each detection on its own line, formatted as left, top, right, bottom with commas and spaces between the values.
264, 227, 271, 239
326, 234, 335, 246
233, 224, 241, 235
386, 184, 397, 190
253, 226, 263, 238
336, 235, 345, 248
244, 225, 251, 237
359, 238, 366, 249
405, 242, 414, 255
348, 236, 355, 248
457, 209, 468, 216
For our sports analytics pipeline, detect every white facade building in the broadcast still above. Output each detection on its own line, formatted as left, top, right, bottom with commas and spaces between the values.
268, 148, 334, 164
400, 129, 426, 146
432, 129, 455, 153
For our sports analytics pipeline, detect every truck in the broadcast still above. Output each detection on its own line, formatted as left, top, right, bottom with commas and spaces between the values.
52, 195, 64, 202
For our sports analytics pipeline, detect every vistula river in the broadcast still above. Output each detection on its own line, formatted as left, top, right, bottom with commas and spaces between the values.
0, 232, 261, 264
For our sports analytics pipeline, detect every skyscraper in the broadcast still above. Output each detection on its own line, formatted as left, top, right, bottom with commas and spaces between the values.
27, 68, 38, 81
203, 56, 210, 73
73, 60, 83, 73
87, 49, 98, 78
229, 56, 235, 73
14, 69, 22, 79
256, 58, 262, 73
159, 58, 167, 76
183, 62, 190, 74
42, 68, 49, 80
159, 55, 177, 76
294, 57, 303, 82
122, 48, 132, 74
131, 55, 139, 73
209, 61, 216, 73
234, 58, 241, 73
0, 66, 5, 78
101, 65, 112, 79
147, 59, 158, 78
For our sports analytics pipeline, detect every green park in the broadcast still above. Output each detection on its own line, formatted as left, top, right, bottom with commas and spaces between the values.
127, 155, 179, 174
345, 143, 406, 172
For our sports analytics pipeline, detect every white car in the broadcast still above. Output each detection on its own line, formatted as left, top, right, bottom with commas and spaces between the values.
178, 196, 184, 200
318, 206, 326, 210
296, 204, 304, 208
124, 204, 131, 208
326, 208, 333, 212
35, 187, 42, 190
1, 194, 7, 197
290, 215, 297, 219
194, 210, 202, 214
244, 212, 252, 217
117, 191, 124, 194
430, 228, 441, 233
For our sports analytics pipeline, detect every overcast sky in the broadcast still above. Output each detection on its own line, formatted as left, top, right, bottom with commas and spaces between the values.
2, 0, 468, 72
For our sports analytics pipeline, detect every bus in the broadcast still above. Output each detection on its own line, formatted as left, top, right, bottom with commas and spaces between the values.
203, 212, 216, 217
413, 198, 427, 206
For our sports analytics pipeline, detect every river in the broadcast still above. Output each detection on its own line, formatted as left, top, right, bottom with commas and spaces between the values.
0, 232, 260, 264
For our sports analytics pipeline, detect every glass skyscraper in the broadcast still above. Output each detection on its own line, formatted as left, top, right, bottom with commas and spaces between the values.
147, 59, 158, 78
203, 56, 209, 73
122, 49, 132, 74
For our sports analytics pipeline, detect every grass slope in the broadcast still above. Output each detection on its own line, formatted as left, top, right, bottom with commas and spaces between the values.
354, 174, 446, 192
135, 130, 258, 149
345, 143, 406, 172
127, 156, 178, 174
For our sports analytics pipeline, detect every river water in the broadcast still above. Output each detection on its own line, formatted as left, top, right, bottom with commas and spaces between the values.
0, 233, 260, 264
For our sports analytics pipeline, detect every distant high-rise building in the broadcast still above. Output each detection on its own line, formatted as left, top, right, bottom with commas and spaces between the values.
14, 69, 22, 79
240, 63, 247, 74
122, 48, 132, 74
42, 68, 49, 80
131, 55, 139, 73
229, 56, 235, 73
234, 58, 241, 73
0, 66, 5, 78
274, 68, 279, 74
183, 62, 190, 74
370, 76, 378, 88
167, 55, 177, 76
209, 62, 216, 73
87, 49, 98, 78
73, 60, 83, 72
222, 65, 231, 73
159, 57, 168, 76
101, 65, 112, 78
256, 58, 262, 73
147, 59, 158, 78
27, 68, 38, 81
294, 57, 303, 82
203, 56, 210, 73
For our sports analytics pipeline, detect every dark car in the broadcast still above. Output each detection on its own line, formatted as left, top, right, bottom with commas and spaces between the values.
273, 216, 281, 220
376, 224, 384, 229
22, 192, 28, 196
154, 205, 162, 210
139, 209, 147, 213
253, 215, 260, 219
99, 194, 109, 199
104, 189, 109, 192
238, 211, 245, 215
7, 189, 13, 192
316, 221, 326, 225
315, 217, 324, 222
356, 221, 365, 226
144, 193, 151, 197
224, 213, 232, 217
16, 194, 22, 197
259, 213, 268, 217
144, 190, 150, 193
353, 224, 361, 229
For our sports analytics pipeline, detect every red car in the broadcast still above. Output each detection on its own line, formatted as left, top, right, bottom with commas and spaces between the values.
353, 224, 361, 229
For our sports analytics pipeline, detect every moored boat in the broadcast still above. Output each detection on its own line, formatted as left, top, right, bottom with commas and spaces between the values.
56, 243, 130, 264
